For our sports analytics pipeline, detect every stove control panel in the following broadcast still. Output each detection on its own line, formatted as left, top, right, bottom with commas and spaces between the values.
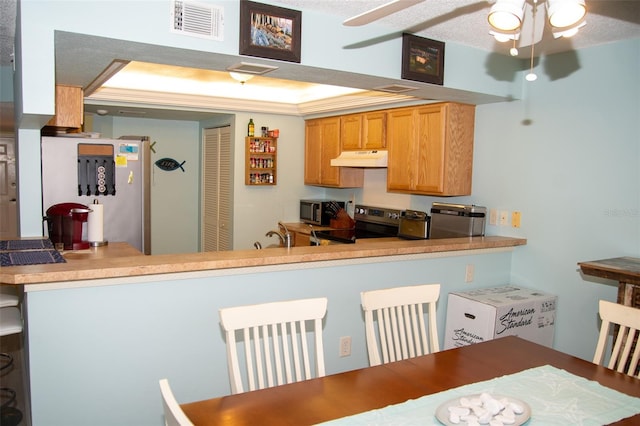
354, 205, 402, 226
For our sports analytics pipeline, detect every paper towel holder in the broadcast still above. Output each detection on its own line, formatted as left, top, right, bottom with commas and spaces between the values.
89, 199, 108, 247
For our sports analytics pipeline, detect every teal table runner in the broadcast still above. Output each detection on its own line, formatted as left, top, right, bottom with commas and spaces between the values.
317, 365, 640, 425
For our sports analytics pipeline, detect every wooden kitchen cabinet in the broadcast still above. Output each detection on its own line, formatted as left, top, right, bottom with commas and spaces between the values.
340, 111, 386, 150
293, 231, 311, 247
45, 84, 84, 129
304, 117, 363, 188
387, 102, 475, 196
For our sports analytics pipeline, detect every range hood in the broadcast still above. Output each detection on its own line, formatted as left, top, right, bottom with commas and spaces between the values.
330, 150, 388, 168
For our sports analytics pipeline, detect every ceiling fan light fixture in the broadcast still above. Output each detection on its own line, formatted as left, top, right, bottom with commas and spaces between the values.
488, 0, 526, 31
546, 0, 586, 28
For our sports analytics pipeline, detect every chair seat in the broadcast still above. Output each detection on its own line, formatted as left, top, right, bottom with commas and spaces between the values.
0, 307, 22, 337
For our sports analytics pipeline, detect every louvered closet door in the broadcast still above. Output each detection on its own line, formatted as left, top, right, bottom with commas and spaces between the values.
202, 126, 233, 251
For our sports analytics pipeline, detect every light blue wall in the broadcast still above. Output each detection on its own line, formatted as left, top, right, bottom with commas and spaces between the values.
9, 0, 640, 424
25, 250, 513, 426
474, 39, 640, 358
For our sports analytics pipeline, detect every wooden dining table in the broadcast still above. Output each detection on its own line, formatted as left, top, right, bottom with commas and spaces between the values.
181, 336, 640, 425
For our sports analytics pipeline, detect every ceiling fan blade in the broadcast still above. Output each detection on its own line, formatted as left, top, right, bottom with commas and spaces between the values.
343, 0, 425, 26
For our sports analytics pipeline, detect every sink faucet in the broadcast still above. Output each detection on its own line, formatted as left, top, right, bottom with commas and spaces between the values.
266, 222, 293, 248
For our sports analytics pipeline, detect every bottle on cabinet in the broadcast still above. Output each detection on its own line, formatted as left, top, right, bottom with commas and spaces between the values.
248, 118, 255, 137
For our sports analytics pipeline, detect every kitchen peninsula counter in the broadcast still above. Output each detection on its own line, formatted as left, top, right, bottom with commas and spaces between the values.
1, 236, 526, 287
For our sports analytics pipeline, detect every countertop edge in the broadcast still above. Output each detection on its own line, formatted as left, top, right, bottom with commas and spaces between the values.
1, 236, 527, 286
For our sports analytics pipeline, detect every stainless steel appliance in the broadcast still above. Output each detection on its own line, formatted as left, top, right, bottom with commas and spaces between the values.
312, 204, 401, 244
41, 136, 151, 254
398, 209, 429, 239
429, 202, 486, 239
300, 199, 345, 226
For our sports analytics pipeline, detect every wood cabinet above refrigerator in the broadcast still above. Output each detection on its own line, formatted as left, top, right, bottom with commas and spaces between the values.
44, 85, 84, 130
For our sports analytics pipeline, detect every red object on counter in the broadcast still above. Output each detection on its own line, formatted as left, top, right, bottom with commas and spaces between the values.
45, 202, 91, 250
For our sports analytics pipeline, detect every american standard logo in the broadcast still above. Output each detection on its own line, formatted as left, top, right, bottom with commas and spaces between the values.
496, 307, 535, 335
451, 328, 485, 345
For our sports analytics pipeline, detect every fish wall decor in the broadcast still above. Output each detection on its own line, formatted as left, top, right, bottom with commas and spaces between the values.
155, 158, 186, 172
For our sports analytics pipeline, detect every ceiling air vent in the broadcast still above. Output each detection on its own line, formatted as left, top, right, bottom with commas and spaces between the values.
374, 84, 419, 94
171, 0, 224, 41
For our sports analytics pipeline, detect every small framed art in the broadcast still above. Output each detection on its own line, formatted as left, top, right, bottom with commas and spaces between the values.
401, 33, 445, 85
239, 0, 302, 63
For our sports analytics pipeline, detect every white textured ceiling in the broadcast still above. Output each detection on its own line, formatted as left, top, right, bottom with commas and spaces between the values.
275, 0, 640, 56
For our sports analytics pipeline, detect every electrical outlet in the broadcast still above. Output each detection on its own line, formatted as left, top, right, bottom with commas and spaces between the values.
512, 211, 522, 228
465, 264, 474, 283
499, 210, 509, 226
339, 336, 351, 357
489, 209, 498, 225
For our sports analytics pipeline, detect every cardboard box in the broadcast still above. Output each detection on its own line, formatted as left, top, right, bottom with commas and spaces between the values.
444, 285, 556, 350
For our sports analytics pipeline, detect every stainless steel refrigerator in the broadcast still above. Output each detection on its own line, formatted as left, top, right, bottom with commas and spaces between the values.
41, 136, 151, 254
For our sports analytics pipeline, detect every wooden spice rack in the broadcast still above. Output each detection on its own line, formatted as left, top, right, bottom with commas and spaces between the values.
245, 136, 277, 185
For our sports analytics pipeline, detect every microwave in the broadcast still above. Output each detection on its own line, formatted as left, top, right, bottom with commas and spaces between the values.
300, 199, 345, 226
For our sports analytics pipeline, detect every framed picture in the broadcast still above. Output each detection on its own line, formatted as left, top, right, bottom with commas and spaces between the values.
401, 33, 445, 85
239, 0, 302, 63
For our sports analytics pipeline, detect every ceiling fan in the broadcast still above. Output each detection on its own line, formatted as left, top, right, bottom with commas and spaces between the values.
342, 0, 587, 53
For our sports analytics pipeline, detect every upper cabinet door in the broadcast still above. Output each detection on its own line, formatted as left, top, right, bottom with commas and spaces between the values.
414, 105, 446, 194
387, 102, 475, 196
386, 108, 416, 192
362, 111, 386, 149
319, 117, 341, 186
340, 112, 386, 150
304, 119, 323, 185
341, 114, 362, 150
304, 117, 364, 188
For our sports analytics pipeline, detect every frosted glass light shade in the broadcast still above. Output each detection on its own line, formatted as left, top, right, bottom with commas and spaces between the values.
547, 0, 586, 28
229, 72, 254, 83
488, 0, 526, 31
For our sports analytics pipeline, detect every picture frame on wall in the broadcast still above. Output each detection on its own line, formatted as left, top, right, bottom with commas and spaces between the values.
401, 33, 445, 85
239, 0, 302, 63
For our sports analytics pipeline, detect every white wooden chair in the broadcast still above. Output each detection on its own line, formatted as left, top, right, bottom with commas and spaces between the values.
158, 379, 194, 426
219, 297, 327, 394
593, 300, 640, 378
361, 284, 440, 366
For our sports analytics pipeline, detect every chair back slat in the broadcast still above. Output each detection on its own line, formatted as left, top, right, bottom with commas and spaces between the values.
220, 298, 328, 394
593, 300, 640, 378
362, 284, 440, 367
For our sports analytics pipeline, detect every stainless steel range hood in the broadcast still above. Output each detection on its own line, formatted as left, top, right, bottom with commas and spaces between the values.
330, 150, 388, 168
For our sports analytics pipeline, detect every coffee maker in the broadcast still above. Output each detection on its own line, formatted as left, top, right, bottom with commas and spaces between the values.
44, 203, 91, 250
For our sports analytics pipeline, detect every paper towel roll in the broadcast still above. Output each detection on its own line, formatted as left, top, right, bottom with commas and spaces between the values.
88, 202, 104, 243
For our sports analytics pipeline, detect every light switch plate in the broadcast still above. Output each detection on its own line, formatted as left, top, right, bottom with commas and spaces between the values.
489, 209, 498, 225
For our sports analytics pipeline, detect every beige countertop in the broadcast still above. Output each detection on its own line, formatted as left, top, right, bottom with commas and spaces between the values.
1, 236, 526, 286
